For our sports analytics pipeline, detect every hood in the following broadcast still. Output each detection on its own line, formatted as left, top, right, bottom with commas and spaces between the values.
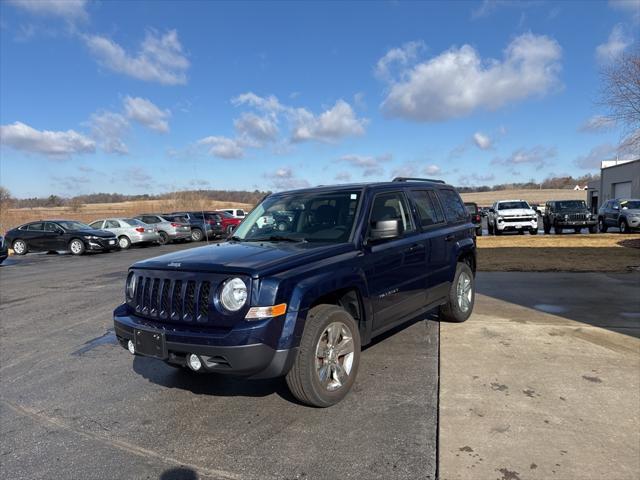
497, 208, 536, 216
73, 229, 116, 238
132, 241, 355, 276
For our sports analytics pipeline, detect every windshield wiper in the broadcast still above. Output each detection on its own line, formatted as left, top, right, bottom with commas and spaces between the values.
249, 235, 306, 243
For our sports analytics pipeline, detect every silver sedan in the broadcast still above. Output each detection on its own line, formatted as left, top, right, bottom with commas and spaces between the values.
89, 218, 161, 250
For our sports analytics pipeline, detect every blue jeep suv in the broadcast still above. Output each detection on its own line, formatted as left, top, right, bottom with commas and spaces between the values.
114, 178, 476, 406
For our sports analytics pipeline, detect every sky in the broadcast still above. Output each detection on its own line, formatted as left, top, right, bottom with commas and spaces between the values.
0, 0, 638, 198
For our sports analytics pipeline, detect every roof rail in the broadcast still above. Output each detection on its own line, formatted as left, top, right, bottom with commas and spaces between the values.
392, 177, 445, 184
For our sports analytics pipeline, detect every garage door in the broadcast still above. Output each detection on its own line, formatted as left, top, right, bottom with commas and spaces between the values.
613, 181, 632, 198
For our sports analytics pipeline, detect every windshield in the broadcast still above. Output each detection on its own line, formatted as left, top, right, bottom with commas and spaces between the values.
498, 201, 530, 210
621, 200, 640, 209
232, 190, 362, 243
556, 200, 587, 210
57, 221, 92, 230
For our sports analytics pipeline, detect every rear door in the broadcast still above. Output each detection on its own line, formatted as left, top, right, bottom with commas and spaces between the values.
363, 190, 426, 332
408, 189, 449, 302
25, 222, 45, 251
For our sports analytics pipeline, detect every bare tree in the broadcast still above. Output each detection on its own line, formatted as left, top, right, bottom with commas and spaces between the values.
0, 186, 13, 211
599, 48, 640, 156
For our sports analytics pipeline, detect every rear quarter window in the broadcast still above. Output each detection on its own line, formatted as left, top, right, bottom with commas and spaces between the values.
437, 189, 468, 223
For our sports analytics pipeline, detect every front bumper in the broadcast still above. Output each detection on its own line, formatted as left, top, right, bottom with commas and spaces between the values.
496, 219, 537, 231
113, 307, 298, 379
87, 238, 118, 250
625, 217, 640, 229
555, 219, 597, 228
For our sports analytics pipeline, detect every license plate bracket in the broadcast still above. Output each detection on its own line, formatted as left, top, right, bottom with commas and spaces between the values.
134, 328, 167, 359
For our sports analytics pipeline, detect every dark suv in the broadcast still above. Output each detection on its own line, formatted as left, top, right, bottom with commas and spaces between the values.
543, 200, 597, 234
598, 199, 640, 233
114, 178, 476, 407
164, 212, 224, 241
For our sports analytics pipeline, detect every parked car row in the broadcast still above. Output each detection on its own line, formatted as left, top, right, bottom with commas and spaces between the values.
1, 209, 247, 259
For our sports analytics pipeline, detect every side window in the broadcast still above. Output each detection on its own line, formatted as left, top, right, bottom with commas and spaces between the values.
369, 191, 415, 235
410, 190, 445, 227
28, 222, 44, 231
143, 216, 158, 224
437, 189, 468, 223
105, 220, 120, 228
89, 221, 103, 229
44, 222, 59, 232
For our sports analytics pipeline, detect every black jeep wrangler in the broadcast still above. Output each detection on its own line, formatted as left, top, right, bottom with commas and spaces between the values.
114, 178, 476, 407
543, 200, 597, 234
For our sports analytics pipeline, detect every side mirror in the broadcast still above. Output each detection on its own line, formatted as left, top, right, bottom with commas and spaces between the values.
369, 219, 400, 242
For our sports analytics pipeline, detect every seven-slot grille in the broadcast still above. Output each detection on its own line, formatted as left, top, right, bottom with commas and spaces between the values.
567, 213, 588, 221
132, 275, 211, 322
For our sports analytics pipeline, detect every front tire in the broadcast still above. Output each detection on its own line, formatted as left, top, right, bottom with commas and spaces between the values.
69, 239, 86, 255
620, 219, 629, 234
530, 228, 538, 235
574, 228, 581, 234
286, 304, 361, 407
118, 236, 131, 249
12, 239, 28, 255
599, 218, 608, 233
543, 221, 551, 234
439, 262, 475, 323
589, 225, 597, 234
191, 228, 203, 242
554, 225, 562, 235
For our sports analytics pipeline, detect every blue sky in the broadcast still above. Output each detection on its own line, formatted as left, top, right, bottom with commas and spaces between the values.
0, 0, 638, 198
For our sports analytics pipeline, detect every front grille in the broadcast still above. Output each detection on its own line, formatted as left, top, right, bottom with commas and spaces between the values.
503, 216, 535, 223
567, 213, 587, 221
132, 275, 211, 323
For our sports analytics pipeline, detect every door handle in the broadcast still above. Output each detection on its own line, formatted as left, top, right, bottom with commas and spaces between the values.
445, 234, 455, 241
405, 243, 424, 252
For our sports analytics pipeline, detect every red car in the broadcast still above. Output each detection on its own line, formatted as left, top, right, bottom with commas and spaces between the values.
205, 211, 241, 234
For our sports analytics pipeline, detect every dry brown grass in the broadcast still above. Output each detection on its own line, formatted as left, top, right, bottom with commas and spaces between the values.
1, 198, 255, 232
477, 233, 640, 272
461, 189, 586, 206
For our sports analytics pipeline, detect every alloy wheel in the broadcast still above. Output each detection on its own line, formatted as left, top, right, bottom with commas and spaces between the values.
13, 240, 26, 254
70, 240, 83, 254
456, 271, 473, 313
315, 322, 355, 392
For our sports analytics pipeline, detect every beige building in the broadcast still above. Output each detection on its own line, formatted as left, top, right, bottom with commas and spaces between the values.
587, 158, 640, 213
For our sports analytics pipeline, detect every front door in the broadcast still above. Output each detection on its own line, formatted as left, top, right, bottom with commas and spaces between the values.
42, 222, 67, 251
363, 191, 426, 332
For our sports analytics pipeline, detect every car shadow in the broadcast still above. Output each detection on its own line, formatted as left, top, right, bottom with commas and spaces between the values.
159, 467, 198, 480
132, 355, 301, 404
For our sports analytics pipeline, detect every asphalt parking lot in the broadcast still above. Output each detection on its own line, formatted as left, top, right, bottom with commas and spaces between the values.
0, 244, 438, 480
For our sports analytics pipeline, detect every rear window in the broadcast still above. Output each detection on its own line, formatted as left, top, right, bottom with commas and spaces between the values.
464, 203, 478, 214
28, 223, 44, 231
437, 189, 468, 223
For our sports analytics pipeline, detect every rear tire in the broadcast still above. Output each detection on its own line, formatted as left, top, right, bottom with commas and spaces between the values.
599, 218, 608, 233
69, 238, 86, 256
574, 228, 581, 234
476, 227, 482, 237
12, 239, 28, 255
589, 225, 597, 234
543, 221, 551, 234
191, 228, 203, 242
118, 236, 131, 250
286, 304, 361, 407
158, 231, 169, 245
439, 262, 475, 323
530, 228, 538, 235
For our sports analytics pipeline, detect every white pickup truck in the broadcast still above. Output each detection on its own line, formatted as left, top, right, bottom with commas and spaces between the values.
487, 199, 539, 235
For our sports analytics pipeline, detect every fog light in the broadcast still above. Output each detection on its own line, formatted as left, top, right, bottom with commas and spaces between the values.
127, 340, 135, 354
187, 354, 202, 371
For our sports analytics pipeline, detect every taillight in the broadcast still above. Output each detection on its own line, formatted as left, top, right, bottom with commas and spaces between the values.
135, 227, 145, 233
171, 223, 180, 227
475, 215, 481, 222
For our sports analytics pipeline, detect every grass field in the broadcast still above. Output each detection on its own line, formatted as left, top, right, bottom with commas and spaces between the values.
477, 233, 640, 272
461, 188, 586, 206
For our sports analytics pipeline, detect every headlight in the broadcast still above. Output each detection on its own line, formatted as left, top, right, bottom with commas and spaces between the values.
126, 272, 136, 300
497, 216, 503, 222
219, 277, 247, 311
84, 235, 99, 240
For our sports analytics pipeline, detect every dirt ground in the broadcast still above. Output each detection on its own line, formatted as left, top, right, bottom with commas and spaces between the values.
477, 234, 640, 272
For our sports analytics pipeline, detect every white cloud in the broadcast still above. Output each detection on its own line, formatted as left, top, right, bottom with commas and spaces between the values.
379, 33, 562, 122
198, 136, 244, 159
124, 96, 171, 133
578, 115, 616, 133
375, 40, 424, 80
574, 143, 617, 169
291, 100, 368, 142
491, 145, 557, 168
609, 0, 640, 21
458, 172, 496, 185
264, 167, 310, 190
473, 132, 493, 150
84, 30, 189, 85
424, 164, 442, 175
8, 0, 88, 21
338, 153, 392, 177
231, 92, 285, 113
234, 112, 278, 144
471, 0, 543, 19
392, 162, 442, 178
596, 24, 632, 64
0, 121, 95, 157
88, 111, 129, 155
335, 171, 352, 182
